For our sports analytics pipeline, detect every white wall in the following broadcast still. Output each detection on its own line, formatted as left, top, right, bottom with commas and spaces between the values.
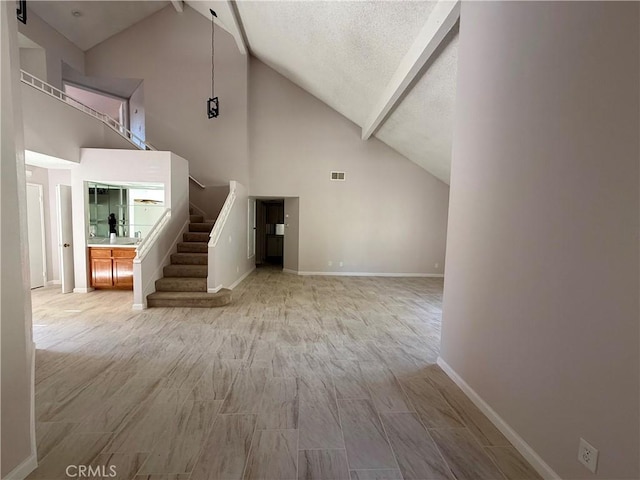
85, 4, 249, 186
47, 169, 72, 283
17, 7, 84, 88
283, 197, 300, 273
441, 2, 639, 479
250, 58, 449, 275
208, 181, 255, 291
22, 82, 138, 162
134, 153, 190, 308
21, 166, 71, 286
25, 166, 52, 282
1, 2, 36, 476
129, 81, 145, 145
71, 149, 188, 294
19, 46, 47, 80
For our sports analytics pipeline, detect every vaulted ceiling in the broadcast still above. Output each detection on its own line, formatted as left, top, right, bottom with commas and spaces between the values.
27, 0, 458, 184
28, 1, 170, 50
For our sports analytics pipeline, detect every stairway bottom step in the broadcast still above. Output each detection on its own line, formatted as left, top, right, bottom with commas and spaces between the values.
155, 277, 207, 292
147, 290, 231, 308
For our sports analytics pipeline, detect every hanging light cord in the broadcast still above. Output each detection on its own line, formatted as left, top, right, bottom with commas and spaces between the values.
211, 10, 215, 98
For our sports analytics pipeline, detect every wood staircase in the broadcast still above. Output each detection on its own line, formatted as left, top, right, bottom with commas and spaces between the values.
146, 214, 232, 308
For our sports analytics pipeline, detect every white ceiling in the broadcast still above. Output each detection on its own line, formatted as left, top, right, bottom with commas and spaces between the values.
376, 27, 459, 184
64, 84, 124, 120
27, 0, 458, 184
202, 0, 459, 183
236, 1, 437, 127
28, 1, 169, 51
25, 150, 77, 169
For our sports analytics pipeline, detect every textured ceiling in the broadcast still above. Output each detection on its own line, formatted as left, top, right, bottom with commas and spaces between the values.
236, 1, 437, 127
236, 1, 457, 184
375, 28, 459, 184
28, 1, 169, 51
27, 0, 458, 184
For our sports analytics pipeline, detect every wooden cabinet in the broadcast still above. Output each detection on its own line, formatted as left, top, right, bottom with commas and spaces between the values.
266, 203, 284, 224
266, 235, 283, 257
89, 247, 136, 289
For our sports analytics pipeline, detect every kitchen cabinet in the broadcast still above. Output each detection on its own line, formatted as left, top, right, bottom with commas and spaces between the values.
266, 203, 284, 224
266, 235, 284, 259
89, 247, 136, 289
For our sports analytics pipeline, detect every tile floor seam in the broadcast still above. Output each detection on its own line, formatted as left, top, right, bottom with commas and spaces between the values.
396, 374, 458, 480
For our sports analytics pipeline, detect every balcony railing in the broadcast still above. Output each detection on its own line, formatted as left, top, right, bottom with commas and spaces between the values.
20, 69, 155, 151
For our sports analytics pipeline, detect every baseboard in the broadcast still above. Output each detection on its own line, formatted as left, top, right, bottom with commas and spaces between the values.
3, 452, 38, 480
282, 268, 298, 275
72, 287, 93, 293
46, 280, 61, 286
208, 285, 223, 293
436, 357, 560, 480
229, 266, 255, 290
297, 271, 444, 278
131, 303, 145, 311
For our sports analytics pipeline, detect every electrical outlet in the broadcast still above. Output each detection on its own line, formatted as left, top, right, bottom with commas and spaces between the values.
578, 438, 598, 473
328, 261, 332, 267
434, 262, 439, 269
339, 261, 343, 267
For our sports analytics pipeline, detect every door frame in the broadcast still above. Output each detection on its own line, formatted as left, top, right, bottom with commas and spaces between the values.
26, 182, 47, 288
56, 184, 75, 294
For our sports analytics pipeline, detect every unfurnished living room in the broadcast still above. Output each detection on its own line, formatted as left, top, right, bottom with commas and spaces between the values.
1, 1, 638, 480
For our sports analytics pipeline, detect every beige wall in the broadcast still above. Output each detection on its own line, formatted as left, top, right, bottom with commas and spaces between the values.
283, 197, 300, 272
441, 2, 639, 479
207, 182, 255, 291
18, 7, 84, 88
19, 46, 47, 81
1, 1, 35, 476
189, 184, 230, 221
249, 58, 450, 275
84, 4, 249, 187
22, 83, 137, 163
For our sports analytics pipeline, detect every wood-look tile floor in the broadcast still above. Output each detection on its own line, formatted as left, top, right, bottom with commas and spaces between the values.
28, 268, 541, 480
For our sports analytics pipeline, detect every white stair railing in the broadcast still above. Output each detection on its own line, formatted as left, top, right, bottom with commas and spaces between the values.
20, 69, 154, 151
134, 208, 172, 262
21, 69, 205, 188
209, 183, 237, 249
207, 181, 238, 293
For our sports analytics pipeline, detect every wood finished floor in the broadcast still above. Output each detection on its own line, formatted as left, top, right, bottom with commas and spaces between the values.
29, 268, 541, 480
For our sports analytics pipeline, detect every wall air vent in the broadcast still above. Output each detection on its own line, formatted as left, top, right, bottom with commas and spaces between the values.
330, 171, 346, 181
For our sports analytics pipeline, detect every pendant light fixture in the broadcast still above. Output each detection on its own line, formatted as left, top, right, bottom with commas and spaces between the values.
207, 9, 219, 119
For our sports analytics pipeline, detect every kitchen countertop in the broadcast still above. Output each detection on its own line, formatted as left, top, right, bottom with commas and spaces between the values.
87, 238, 140, 248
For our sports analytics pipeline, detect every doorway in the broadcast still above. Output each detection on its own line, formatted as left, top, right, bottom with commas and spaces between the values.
26, 183, 46, 289
63, 82, 129, 129
255, 199, 284, 267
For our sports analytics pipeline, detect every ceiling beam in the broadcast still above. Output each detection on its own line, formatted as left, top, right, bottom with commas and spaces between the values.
225, 0, 248, 55
170, 1, 184, 13
361, 0, 460, 140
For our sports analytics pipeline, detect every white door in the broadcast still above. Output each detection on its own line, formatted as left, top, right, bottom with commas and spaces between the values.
26, 184, 46, 289
57, 185, 75, 294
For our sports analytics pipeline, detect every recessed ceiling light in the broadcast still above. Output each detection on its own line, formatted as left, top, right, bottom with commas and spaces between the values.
71, 10, 82, 17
